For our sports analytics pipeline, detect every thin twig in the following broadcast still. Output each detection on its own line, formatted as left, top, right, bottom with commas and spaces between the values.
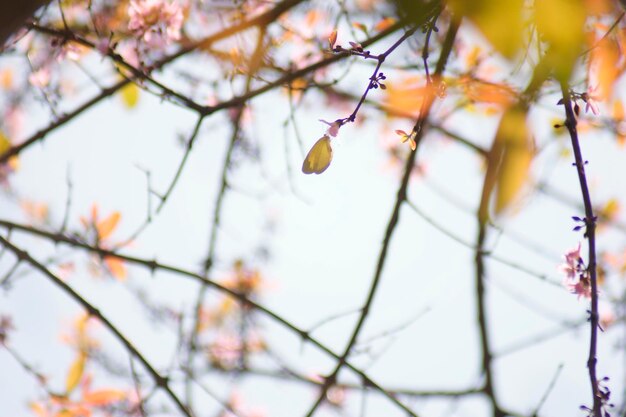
0, 218, 415, 414
560, 83, 602, 417
0, 234, 195, 417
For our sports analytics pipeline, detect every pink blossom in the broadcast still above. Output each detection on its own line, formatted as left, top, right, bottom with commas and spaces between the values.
558, 243, 581, 279
118, 44, 140, 68
207, 333, 241, 368
559, 243, 592, 299
566, 277, 591, 299
4, 106, 24, 138
28, 67, 51, 88
584, 85, 600, 116
57, 42, 83, 61
128, 0, 184, 48
319, 119, 341, 137
223, 392, 267, 417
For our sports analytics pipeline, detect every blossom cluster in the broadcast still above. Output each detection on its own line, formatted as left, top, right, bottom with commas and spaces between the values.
559, 243, 591, 299
128, 0, 184, 48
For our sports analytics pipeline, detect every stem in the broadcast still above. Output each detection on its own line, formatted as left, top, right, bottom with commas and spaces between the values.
559, 84, 601, 417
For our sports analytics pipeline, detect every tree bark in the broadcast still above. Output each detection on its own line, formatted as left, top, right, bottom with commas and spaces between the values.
0, 1, 50, 48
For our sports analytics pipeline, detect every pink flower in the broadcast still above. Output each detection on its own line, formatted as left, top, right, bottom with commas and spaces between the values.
319, 119, 341, 137
566, 277, 591, 299
558, 243, 581, 279
128, 0, 184, 48
207, 333, 241, 369
57, 42, 83, 61
583, 85, 600, 116
28, 67, 51, 88
559, 243, 591, 299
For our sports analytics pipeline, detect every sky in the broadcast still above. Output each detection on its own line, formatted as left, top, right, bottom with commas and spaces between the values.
1, 2, 626, 417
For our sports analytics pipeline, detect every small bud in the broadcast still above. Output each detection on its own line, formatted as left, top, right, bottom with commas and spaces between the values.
328, 30, 338, 50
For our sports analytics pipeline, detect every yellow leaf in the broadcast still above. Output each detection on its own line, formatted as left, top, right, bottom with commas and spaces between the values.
448, 0, 524, 58
96, 212, 120, 240
0, 131, 11, 155
120, 83, 139, 109
599, 198, 620, 221
494, 106, 534, 215
65, 353, 86, 394
302, 135, 332, 175
479, 105, 534, 222
535, 0, 586, 82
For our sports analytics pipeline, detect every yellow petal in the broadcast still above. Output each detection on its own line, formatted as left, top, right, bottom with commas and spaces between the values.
302, 136, 332, 175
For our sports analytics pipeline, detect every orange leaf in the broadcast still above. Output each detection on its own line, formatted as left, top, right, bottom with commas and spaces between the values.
104, 256, 127, 280
96, 212, 120, 240
383, 76, 427, 117
65, 353, 86, 394
0, 68, 13, 89
30, 402, 47, 417
590, 37, 620, 100
328, 30, 337, 49
374, 17, 397, 32
90, 204, 99, 222
83, 389, 126, 406
352, 22, 367, 33
459, 76, 516, 106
